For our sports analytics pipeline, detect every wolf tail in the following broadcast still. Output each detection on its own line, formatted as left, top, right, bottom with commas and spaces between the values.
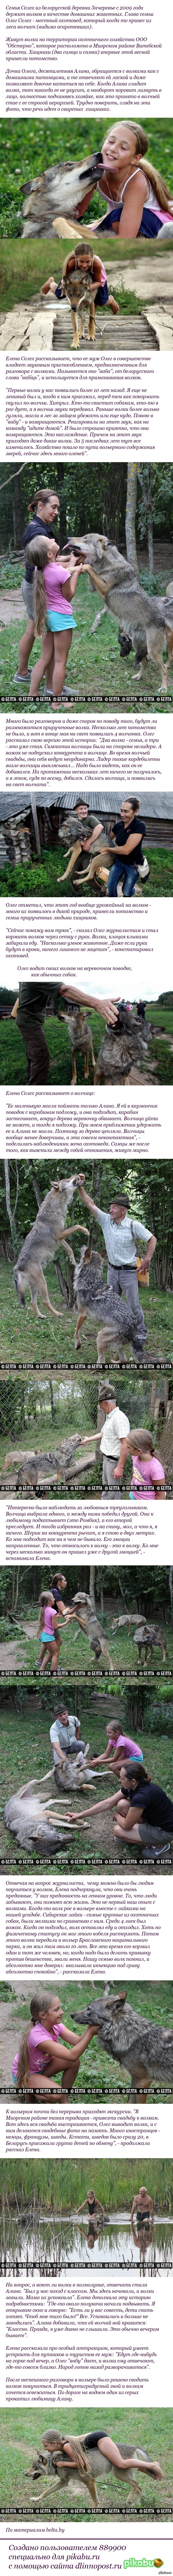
14, 1267, 25, 1308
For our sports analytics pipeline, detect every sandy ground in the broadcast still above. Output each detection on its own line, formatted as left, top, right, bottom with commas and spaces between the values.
0, 587, 24, 624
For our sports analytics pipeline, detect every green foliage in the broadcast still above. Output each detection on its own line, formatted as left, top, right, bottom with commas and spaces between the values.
1, 842, 173, 903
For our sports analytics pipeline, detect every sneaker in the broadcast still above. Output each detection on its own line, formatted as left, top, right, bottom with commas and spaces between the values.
14, 670, 30, 687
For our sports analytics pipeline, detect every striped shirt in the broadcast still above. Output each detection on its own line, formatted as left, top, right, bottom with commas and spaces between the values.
98, 1209, 150, 1267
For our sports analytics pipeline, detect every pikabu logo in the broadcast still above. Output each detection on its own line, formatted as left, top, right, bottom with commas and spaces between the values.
124, 2559, 164, 2568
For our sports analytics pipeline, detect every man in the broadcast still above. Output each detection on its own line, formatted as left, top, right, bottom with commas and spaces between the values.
11, 977, 117, 1085
50, 1705, 84, 1768
94, 1392, 130, 1490
14, 486, 59, 687
107, 798, 147, 897
79, 1183, 157, 1351
130, 2186, 154, 2253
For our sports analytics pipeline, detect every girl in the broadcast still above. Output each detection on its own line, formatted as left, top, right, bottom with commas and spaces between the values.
41, 248, 118, 319
112, 1428, 166, 1495
25, 534, 88, 702
78, 121, 173, 240
38, 1599, 63, 1674
12, 1989, 96, 2099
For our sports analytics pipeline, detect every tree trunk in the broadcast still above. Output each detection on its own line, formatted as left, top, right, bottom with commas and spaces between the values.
12, 473, 24, 550
169, 1568, 173, 1625
4, 1160, 18, 1255
30, 795, 41, 858
89, 1567, 96, 1612
49, 1378, 55, 1422
148, 513, 154, 576
125, 465, 139, 573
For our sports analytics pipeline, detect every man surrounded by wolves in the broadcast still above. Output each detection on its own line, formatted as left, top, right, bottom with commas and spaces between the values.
79, 1182, 157, 1350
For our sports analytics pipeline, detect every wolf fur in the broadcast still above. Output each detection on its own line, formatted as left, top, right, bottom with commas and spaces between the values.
71, 1589, 113, 1670
22, 158, 98, 236
13, 1174, 83, 1317
68, 533, 173, 693
93, 1017, 149, 1087
60, 252, 100, 349
28, 2427, 163, 2503
61, 1005, 96, 1083
74, 1245, 140, 1360
74, 1983, 173, 2094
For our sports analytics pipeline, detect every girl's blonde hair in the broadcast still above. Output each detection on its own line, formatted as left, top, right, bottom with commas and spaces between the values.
130, 1429, 155, 1457
104, 123, 173, 212
26, 535, 50, 635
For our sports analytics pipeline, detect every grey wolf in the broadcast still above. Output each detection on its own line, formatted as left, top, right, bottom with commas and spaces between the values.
13, 1175, 85, 1317
74, 1245, 139, 1359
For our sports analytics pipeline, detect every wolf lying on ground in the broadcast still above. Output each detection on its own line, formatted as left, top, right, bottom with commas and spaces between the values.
74, 1246, 140, 1360
13, 1174, 87, 1317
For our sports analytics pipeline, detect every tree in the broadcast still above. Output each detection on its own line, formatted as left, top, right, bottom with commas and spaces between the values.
125, 465, 139, 573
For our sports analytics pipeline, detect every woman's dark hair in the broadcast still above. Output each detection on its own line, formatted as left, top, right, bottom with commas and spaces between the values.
123, 1761, 150, 1787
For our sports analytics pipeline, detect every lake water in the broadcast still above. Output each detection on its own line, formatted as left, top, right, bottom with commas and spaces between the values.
1, 2209, 172, 2271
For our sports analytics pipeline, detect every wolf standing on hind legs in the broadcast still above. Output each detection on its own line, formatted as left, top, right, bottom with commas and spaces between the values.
13, 1173, 86, 1319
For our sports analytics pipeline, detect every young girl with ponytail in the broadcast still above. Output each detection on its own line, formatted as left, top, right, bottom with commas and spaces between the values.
25, 534, 88, 701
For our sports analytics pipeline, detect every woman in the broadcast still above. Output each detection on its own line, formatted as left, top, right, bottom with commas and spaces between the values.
107, 799, 147, 898
112, 1429, 166, 1496
12, 1990, 96, 2099
130, 2186, 154, 2252
25, 535, 88, 702
113, 1760, 173, 1853
78, 121, 173, 239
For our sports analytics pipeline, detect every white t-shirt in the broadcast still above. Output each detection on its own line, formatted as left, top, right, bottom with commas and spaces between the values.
100, 1404, 130, 1458
50, 1716, 76, 1761
99, 1209, 150, 1267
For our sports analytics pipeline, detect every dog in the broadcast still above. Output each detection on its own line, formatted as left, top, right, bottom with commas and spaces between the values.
134, 1618, 167, 1664
61, 1005, 96, 1084
13, 1175, 86, 1318
60, 251, 100, 349
74, 1246, 140, 1360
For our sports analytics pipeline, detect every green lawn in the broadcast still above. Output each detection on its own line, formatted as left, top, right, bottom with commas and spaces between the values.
1, 839, 173, 902
1, 586, 173, 710
0, 1254, 172, 1365
0, 1687, 173, 1870
0, 2403, 172, 2514
0, 234, 140, 310
1, 1001, 172, 1088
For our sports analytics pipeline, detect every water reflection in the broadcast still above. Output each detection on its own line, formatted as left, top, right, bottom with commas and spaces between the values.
0, 2208, 173, 2273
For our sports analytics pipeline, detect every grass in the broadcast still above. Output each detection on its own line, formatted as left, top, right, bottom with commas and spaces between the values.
0, 1254, 172, 1366
0, 235, 141, 310
0, 2402, 172, 2514
1, 585, 173, 712
1, 1002, 173, 1089
0, 1688, 173, 1870
1, 1616, 173, 1678
1, 2150, 173, 2215
2, 840, 173, 902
